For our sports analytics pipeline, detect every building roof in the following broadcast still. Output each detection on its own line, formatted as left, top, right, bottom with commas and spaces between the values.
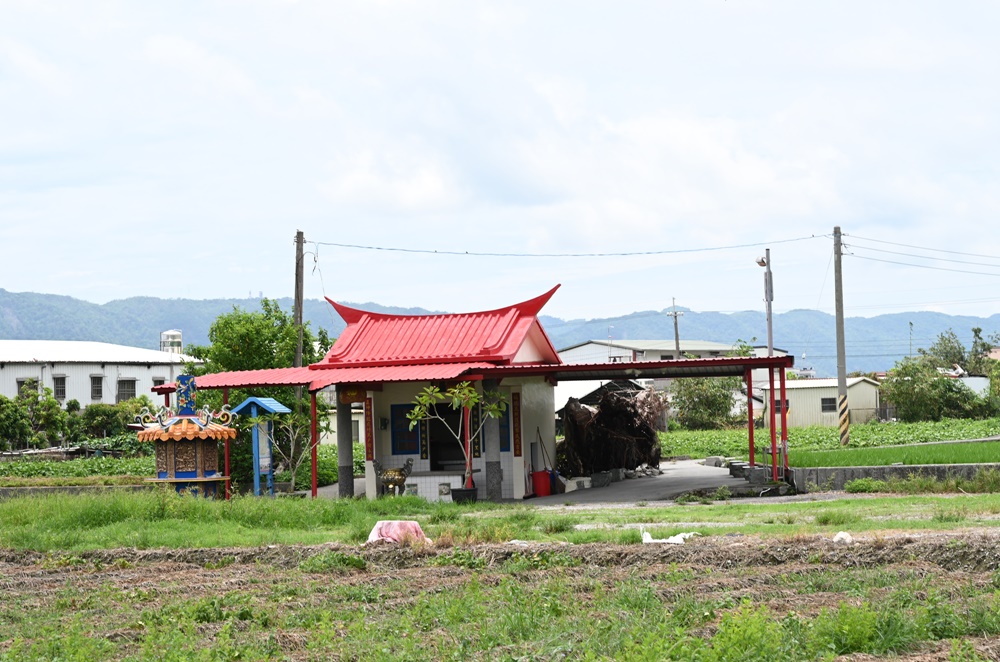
759, 377, 879, 391
316, 286, 562, 368
231, 397, 292, 416
0, 340, 197, 364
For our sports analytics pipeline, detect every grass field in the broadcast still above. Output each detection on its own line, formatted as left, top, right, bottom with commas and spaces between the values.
661, 417, 1000, 459
5, 492, 1000, 659
5, 489, 1000, 551
788, 440, 1000, 468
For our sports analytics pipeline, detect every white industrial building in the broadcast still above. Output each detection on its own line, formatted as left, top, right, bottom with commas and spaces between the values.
760, 377, 881, 427
0, 339, 198, 406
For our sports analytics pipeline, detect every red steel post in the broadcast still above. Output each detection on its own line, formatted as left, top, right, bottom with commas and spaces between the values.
746, 369, 755, 467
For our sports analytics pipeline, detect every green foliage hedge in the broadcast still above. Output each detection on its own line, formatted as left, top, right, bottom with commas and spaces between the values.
0, 456, 155, 479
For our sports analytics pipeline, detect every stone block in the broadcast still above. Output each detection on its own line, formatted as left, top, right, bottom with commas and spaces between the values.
591, 471, 611, 488
705, 456, 725, 467
746, 467, 768, 485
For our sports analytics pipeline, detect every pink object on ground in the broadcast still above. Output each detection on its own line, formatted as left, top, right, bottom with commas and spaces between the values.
366, 520, 432, 544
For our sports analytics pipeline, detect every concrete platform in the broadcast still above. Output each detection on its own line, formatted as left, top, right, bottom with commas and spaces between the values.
529, 460, 750, 505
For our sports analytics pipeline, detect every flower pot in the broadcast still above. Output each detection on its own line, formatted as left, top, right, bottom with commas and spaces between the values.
450, 487, 478, 504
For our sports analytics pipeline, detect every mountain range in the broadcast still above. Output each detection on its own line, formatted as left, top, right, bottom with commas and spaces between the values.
3, 288, 999, 378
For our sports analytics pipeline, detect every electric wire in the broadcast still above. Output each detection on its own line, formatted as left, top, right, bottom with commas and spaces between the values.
311, 235, 824, 258
848, 234, 1000, 260
847, 244, 1000, 268
846, 254, 1000, 277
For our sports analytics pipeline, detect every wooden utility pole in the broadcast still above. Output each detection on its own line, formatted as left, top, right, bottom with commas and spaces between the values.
834, 226, 850, 446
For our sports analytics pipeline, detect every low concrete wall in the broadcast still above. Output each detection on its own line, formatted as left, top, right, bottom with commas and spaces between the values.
788, 463, 1000, 493
0, 484, 155, 500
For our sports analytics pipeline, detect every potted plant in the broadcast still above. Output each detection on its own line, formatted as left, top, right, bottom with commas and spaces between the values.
407, 381, 506, 503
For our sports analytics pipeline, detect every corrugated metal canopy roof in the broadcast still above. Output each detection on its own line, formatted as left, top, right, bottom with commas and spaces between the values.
190, 363, 497, 392
182, 356, 794, 393
478, 355, 795, 381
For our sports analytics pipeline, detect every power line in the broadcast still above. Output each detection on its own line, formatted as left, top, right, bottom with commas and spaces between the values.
848, 234, 1000, 260
848, 244, 1000, 268
311, 235, 823, 258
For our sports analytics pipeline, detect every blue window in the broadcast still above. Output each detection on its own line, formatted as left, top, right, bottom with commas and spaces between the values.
499, 406, 511, 452
391, 404, 420, 455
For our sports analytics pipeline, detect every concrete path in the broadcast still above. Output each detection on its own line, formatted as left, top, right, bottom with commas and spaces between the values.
530, 460, 749, 505
314, 461, 748, 504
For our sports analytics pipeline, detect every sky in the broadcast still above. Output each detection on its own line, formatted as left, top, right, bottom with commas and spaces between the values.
2, 1, 999, 322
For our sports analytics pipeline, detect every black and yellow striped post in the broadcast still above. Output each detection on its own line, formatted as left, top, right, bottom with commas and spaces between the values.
838, 394, 850, 446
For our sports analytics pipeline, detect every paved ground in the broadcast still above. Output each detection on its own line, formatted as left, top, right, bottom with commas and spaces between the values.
320, 460, 747, 504
530, 460, 748, 505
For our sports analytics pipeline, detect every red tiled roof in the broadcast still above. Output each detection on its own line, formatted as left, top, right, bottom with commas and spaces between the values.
317, 286, 562, 369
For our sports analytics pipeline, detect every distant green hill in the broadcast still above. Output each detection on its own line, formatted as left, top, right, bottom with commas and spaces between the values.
2, 289, 999, 378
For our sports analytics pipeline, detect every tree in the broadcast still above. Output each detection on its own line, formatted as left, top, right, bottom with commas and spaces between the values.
0, 395, 31, 451
881, 357, 995, 422
15, 380, 67, 448
185, 298, 333, 409
407, 382, 506, 489
918, 329, 967, 369
668, 340, 753, 430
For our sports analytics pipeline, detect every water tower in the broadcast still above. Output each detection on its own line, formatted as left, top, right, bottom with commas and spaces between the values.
160, 329, 183, 354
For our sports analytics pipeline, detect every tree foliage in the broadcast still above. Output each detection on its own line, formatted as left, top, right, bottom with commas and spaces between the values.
184, 298, 334, 409
668, 341, 753, 430
407, 382, 506, 487
881, 357, 996, 423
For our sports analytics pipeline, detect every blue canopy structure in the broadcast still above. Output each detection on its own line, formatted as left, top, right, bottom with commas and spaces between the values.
233, 397, 292, 496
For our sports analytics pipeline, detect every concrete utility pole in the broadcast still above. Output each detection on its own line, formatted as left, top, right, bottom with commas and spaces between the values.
668, 298, 684, 358
834, 226, 850, 446
293, 230, 305, 412
294, 230, 305, 370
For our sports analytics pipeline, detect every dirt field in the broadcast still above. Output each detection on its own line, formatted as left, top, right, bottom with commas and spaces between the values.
5, 531, 1000, 660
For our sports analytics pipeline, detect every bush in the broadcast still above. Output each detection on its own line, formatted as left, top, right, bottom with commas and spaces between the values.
844, 478, 889, 493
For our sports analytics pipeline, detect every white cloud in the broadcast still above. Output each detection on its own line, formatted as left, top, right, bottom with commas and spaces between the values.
0, 38, 72, 96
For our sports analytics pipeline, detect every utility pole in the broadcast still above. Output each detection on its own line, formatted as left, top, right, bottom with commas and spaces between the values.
293, 231, 305, 406
294, 230, 305, 369
667, 298, 684, 358
834, 226, 850, 446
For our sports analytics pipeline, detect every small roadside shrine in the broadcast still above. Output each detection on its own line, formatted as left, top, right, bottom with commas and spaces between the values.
136, 375, 236, 497
173, 285, 793, 501
231, 397, 291, 496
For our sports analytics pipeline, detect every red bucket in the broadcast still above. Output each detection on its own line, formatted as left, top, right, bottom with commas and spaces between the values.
532, 471, 552, 497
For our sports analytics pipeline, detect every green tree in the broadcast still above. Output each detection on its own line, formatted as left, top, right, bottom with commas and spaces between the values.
918, 328, 967, 369
185, 298, 333, 409
408, 382, 506, 489
0, 395, 31, 451
668, 340, 753, 430
881, 357, 995, 422
15, 380, 67, 448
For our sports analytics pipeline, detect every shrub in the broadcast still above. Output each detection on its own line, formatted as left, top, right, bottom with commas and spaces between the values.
845, 477, 889, 493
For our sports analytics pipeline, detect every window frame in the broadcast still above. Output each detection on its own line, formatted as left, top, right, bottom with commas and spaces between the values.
91, 375, 104, 401
116, 379, 137, 403
820, 397, 837, 413
53, 375, 66, 401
